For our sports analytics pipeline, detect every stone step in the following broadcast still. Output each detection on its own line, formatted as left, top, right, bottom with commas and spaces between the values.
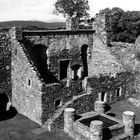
110, 133, 130, 140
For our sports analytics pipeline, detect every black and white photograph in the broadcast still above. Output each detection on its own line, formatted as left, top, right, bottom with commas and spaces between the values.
0, 0, 140, 139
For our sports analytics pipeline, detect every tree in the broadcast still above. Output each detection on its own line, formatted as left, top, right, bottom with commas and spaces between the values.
53, 0, 89, 18
102, 7, 140, 43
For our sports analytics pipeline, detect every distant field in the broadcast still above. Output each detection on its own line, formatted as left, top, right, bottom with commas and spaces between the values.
0, 21, 66, 30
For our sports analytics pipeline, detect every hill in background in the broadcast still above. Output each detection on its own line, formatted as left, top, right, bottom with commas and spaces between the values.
0, 21, 66, 30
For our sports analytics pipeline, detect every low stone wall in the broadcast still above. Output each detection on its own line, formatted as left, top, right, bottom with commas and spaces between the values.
87, 71, 136, 104
64, 107, 135, 140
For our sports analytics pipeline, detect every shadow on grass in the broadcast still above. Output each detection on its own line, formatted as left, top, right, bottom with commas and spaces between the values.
105, 104, 111, 112
106, 113, 116, 117
103, 127, 112, 140
75, 114, 82, 121
134, 124, 140, 136
0, 94, 17, 121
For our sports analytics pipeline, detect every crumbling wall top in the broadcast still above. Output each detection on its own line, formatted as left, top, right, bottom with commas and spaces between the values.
23, 29, 95, 36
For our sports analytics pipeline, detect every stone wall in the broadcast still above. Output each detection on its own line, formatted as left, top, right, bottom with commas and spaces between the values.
66, 15, 80, 30
88, 35, 125, 77
0, 31, 11, 100
41, 79, 84, 124
87, 71, 136, 104
93, 11, 112, 46
135, 36, 140, 93
10, 28, 43, 124
20, 29, 137, 127
3, 26, 138, 130
110, 42, 136, 71
51, 71, 135, 129
110, 41, 140, 94
22, 30, 94, 83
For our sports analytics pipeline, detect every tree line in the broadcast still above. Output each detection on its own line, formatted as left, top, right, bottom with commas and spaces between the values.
103, 7, 140, 43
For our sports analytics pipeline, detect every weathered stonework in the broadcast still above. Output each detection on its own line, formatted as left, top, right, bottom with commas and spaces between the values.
64, 108, 132, 140
0, 31, 11, 100
66, 15, 80, 30
22, 30, 94, 80
10, 27, 43, 124
110, 41, 140, 93
122, 111, 135, 138
0, 11, 140, 133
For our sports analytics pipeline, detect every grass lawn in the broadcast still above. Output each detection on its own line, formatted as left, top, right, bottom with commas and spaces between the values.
0, 107, 72, 140
108, 100, 140, 140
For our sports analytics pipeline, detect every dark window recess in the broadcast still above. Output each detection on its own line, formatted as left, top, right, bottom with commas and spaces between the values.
54, 100, 62, 109
28, 79, 31, 86
71, 64, 81, 81
117, 88, 121, 97
101, 92, 105, 101
59, 60, 70, 80
81, 45, 88, 78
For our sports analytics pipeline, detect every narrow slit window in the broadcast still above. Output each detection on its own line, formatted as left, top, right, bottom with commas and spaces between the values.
116, 87, 122, 97
28, 79, 31, 86
101, 92, 105, 101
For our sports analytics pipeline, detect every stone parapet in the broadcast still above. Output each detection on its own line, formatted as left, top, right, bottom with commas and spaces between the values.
123, 111, 135, 138
90, 120, 103, 140
94, 101, 106, 114
64, 108, 75, 133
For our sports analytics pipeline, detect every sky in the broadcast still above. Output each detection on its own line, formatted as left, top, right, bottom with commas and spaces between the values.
0, 0, 139, 22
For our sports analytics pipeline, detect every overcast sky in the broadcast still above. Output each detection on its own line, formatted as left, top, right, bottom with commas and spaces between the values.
0, 0, 139, 22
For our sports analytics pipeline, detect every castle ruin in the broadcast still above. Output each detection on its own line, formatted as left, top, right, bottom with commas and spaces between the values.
0, 11, 140, 139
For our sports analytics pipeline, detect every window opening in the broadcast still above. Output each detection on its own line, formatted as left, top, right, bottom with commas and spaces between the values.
54, 99, 62, 109
28, 79, 31, 86
116, 87, 122, 97
59, 60, 70, 80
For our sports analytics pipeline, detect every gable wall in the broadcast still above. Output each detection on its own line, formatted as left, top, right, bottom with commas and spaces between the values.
10, 28, 43, 124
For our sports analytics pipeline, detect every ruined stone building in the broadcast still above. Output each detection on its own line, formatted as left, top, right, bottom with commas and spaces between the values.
0, 11, 140, 132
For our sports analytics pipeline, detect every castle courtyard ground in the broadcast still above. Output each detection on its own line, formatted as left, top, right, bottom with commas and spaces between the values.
0, 100, 140, 140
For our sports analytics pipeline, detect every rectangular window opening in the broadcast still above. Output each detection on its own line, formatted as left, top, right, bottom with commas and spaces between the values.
116, 87, 122, 97
101, 92, 105, 101
59, 60, 71, 80
28, 79, 31, 86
